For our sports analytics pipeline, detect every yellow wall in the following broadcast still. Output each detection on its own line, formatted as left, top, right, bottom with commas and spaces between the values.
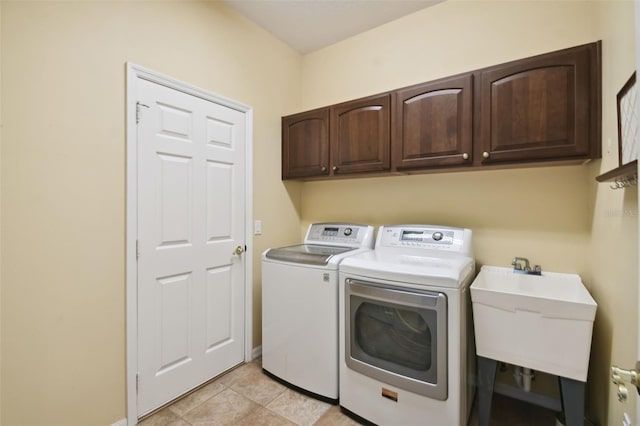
299, 1, 637, 425
588, 1, 639, 424
1, 2, 301, 425
299, 0, 597, 109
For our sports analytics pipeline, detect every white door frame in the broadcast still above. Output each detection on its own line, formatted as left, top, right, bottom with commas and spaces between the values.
125, 63, 253, 425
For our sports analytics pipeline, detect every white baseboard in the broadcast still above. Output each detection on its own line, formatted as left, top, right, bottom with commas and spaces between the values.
111, 419, 128, 426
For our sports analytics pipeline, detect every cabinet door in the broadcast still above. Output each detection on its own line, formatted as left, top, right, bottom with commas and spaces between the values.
330, 94, 391, 175
477, 42, 600, 164
394, 74, 473, 170
282, 108, 329, 179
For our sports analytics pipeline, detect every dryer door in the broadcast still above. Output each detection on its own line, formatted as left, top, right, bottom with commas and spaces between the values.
345, 279, 448, 400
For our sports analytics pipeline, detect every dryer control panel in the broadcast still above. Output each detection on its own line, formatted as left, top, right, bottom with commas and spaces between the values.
377, 225, 472, 255
305, 223, 375, 248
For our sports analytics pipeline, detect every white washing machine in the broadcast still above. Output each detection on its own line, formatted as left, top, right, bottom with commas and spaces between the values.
262, 223, 375, 401
338, 224, 475, 425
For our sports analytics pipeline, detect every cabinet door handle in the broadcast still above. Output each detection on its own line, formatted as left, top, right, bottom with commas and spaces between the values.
482, 151, 490, 159
462, 153, 469, 160
332, 166, 338, 171
321, 166, 327, 172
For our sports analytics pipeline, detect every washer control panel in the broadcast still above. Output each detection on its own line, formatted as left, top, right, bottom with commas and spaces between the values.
377, 225, 472, 254
305, 223, 375, 247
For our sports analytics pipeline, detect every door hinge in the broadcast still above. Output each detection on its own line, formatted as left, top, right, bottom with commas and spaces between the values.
136, 240, 140, 260
136, 373, 139, 393
136, 102, 149, 124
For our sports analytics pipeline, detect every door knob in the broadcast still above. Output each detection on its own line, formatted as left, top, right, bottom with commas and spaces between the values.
482, 151, 490, 159
233, 245, 245, 256
611, 361, 640, 397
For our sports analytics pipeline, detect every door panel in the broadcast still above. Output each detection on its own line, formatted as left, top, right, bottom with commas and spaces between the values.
330, 94, 391, 175
394, 74, 473, 169
207, 116, 234, 147
137, 78, 245, 416
158, 154, 192, 246
206, 161, 233, 240
478, 44, 597, 163
206, 266, 233, 350
282, 108, 330, 179
489, 67, 573, 150
157, 273, 191, 373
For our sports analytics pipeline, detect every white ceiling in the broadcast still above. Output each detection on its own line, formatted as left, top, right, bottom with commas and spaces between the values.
222, 0, 443, 54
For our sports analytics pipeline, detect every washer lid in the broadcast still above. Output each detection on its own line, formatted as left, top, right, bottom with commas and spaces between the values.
265, 244, 355, 266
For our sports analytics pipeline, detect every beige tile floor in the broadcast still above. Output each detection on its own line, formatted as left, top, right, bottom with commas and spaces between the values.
139, 359, 558, 426
139, 360, 362, 426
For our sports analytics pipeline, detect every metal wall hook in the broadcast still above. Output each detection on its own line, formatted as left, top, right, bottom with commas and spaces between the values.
610, 175, 638, 190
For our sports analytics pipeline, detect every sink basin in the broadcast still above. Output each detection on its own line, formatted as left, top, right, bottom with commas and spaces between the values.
470, 266, 597, 381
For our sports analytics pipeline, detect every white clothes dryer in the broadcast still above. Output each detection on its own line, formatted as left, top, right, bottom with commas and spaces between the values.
262, 223, 374, 402
338, 224, 475, 425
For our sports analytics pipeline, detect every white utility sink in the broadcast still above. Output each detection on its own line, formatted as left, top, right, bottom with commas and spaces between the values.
470, 266, 597, 382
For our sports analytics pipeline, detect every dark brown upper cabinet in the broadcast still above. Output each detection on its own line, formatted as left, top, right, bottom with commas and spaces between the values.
476, 42, 601, 165
393, 74, 474, 170
330, 94, 391, 175
281, 41, 601, 180
282, 108, 329, 179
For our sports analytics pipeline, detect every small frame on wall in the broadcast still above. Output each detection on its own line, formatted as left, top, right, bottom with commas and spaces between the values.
617, 71, 638, 166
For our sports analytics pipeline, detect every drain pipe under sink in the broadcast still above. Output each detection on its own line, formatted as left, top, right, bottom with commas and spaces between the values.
513, 365, 535, 392
513, 366, 524, 389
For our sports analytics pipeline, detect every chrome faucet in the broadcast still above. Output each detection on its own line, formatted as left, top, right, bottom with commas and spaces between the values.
512, 257, 542, 275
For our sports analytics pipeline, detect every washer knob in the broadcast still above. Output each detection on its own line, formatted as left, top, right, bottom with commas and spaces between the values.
344, 227, 352, 236
432, 232, 443, 241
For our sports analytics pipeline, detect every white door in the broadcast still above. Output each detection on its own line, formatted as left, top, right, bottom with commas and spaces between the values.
136, 77, 246, 416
